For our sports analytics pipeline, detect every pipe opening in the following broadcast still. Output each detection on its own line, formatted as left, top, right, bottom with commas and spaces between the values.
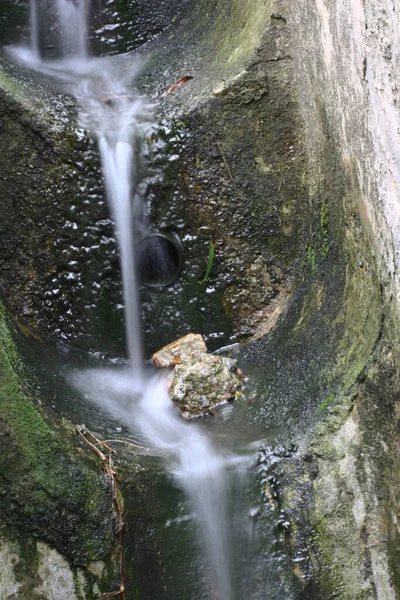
138, 232, 183, 287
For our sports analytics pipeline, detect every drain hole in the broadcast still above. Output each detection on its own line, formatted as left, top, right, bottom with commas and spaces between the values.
138, 232, 183, 287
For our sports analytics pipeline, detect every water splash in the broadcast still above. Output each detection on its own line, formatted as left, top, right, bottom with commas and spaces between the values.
72, 367, 252, 600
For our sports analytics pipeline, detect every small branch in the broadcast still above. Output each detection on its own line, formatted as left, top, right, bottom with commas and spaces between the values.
76, 425, 127, 600
265, 54, 292, 62
76, 426, 107, 461
209, 132, 248, 207
100, 589, 125, 599
283, 527, 295, 581
96, 439, 149, 452
85, 429, 114, 453
187, 197, 220, 208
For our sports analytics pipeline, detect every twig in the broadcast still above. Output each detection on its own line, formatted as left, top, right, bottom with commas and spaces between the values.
273, 204, 282, 226
76, 425, 126, 600
209, 132, 248, 208
84, 428, 114, 453
100, 591, 125, 599
96, 439, 149, 451
76, 427, 107, 461
210, 132, 233, 180
187, 197, 220, 208
283, 527, 294, 581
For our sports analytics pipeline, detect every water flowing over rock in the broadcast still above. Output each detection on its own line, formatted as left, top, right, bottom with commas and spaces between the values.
4, 0, 400, 597
152, 334, 244, 417
169, 354, 244, 418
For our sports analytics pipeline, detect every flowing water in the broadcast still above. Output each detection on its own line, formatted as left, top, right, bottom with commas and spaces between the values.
72, 368, 255, 600
29, 0, 39, 57
75, 77, 154, 376
57, 0, 88, 58
70, 77, 253, 590
7, 3, 295, 598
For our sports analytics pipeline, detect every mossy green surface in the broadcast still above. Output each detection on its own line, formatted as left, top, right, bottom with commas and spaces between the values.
0, 301, 117, 590
276, 99, 395, 599
144, 10, 399, 597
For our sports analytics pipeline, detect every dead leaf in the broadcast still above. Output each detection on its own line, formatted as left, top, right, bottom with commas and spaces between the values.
247, 394, 256, 406
15, 317, 44, 343
161, 76, 193, 98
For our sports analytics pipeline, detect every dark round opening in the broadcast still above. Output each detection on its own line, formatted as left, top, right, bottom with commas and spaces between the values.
138, 233, 183, 287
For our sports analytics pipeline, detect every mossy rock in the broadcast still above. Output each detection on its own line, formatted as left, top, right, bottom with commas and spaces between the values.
0, 301, 119, 595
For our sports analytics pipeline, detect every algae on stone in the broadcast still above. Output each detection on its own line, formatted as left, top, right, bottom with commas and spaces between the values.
0, 301, 118, 596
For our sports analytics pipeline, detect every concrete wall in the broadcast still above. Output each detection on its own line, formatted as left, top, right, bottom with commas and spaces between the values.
286, 2, 400, 598
290, 0, 400, 322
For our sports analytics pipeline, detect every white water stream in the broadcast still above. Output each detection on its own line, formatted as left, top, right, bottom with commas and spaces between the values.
29, 0, 39, 57
76, 77, 153, 376
57, 0, 89, 58
98, 135, 142, 372
15, 3, 257, 598
72, 368, 253, 600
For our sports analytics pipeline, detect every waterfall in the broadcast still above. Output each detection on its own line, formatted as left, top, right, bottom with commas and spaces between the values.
71, 369, 251, 600
18, 4, 256, 599
75, 77, 154, 375
57, 0, 88, 58
30, 0, 39, 57
73, 76, 247, 598
98, 135, 143, 374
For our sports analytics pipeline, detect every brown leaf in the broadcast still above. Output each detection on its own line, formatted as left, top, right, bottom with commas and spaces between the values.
247, 394, 256, 406
161, 76, 193, 98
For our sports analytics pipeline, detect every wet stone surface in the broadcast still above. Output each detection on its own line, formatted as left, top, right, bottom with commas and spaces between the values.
169, 353, 244, 418
0, 0, 185, 57
36, 117, 233, 357
152, 332, 207, 368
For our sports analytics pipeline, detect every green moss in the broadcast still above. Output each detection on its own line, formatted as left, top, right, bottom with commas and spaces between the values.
0, 302, 117, 582
0, 61, 72, 133
0, 68, 24, 103
316, 392, 335, 415
302, 202, 330, 273
303, 244, 317, 273
179, 0, 273, 68
320, 202, 329, 258
311, 521, 373, 600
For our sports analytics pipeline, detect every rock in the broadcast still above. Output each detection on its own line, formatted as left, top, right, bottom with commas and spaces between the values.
152, 333, 207, 368
36, 542, 80, 600
168, 354, 244, 418
153, 334, 244, 417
